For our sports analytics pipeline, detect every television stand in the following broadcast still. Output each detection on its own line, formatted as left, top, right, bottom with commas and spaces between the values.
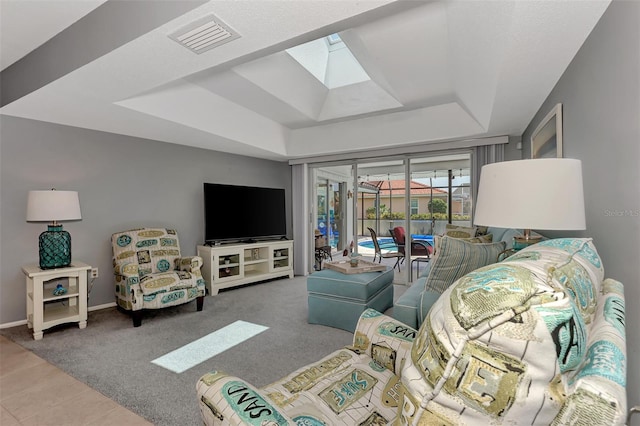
197, 240, 294, 295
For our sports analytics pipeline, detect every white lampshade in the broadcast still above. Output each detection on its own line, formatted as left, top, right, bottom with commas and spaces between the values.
26, 190, 82, 222
474, 159, 585, 231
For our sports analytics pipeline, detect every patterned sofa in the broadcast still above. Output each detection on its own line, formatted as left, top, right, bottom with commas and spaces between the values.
111, 228, 206, 326
196, 238, 627, 425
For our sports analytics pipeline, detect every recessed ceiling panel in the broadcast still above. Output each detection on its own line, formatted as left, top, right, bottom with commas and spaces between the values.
189, 69, 318, 128
345, 2, 453, 107
233, 51, 328, 121
318, 80, 401, 121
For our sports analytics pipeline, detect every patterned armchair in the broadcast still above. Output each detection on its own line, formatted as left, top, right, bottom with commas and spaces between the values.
111, 228, 206, 327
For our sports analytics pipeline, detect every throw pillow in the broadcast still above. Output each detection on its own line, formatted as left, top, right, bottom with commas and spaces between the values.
433, 234, 442, 256
424, 236, 506, 293
475, 225, 489, 236
431, 232, 493, 257
444, 224, 477, 239
460, 233, 493, 244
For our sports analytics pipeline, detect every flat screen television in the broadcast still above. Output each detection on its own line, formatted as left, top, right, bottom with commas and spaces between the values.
204, 183, 287, 244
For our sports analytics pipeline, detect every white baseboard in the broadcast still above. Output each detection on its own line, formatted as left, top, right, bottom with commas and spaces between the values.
0, 319, 27, 329
89, 302, 117, 312
0, 302, 117, 329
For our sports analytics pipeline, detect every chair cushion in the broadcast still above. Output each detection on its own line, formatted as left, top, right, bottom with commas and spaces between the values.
424, 236, 505, 293
139, 270, 198, 296
393, 226, 406, 242
393, 226, 431, 256
112, 228, 182, 275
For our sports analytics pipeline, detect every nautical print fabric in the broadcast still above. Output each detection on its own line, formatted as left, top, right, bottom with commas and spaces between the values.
196, 238, 627, 426
197, 309, 416, 425
401, 238, 627, 425
111, 228, 206, 311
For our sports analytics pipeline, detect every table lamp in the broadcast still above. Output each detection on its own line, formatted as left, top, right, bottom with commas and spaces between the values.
474, 158, 585, 244
26, 189, 82, 269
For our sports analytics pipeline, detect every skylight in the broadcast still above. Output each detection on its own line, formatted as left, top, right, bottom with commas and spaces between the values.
326, 33, 342, 45
286, 33, 371, 89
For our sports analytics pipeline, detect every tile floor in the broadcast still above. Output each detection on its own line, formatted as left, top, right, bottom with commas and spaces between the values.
0, 335, 151, 426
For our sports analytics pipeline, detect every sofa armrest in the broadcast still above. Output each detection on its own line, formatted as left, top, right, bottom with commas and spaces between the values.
177, 256, 203, 272
393, 277, 427, 329
554, 278, 627, 425
113, 262, 139, 277
197, 371, 294, 426
113, 262, 143, 310
417, 289, 440, 326
350, 309, 416, 376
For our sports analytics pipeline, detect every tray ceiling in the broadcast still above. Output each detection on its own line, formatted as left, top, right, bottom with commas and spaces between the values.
0, 0, 611, 161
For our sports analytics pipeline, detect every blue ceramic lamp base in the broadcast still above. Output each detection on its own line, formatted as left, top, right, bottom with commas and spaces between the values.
39, 225, 72, 269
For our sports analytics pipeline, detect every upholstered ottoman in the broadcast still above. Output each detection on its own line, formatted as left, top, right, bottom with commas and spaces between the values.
306, 267, 394, 332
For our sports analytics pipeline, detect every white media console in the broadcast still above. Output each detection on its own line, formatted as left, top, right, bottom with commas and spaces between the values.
197, 240, 294, 295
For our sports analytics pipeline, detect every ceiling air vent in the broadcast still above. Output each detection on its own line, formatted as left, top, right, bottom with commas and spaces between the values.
169, 14, 240, 54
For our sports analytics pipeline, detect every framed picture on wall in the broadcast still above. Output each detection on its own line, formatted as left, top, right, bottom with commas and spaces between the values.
531, 103, 563, 158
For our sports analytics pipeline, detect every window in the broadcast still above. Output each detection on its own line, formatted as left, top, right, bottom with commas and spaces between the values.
410, 199, 419, 216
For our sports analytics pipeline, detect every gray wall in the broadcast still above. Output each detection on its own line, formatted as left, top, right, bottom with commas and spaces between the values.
0, 115, 292, 325
504, 135, 523, 161
522, 1, 640, 411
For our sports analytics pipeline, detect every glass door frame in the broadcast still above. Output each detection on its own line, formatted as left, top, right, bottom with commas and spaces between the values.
355, 157, 409, 285
311, 164, 354, 271
308, 150, 474, 284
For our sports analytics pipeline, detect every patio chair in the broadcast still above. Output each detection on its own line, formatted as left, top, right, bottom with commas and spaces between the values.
367, 227, 403, 271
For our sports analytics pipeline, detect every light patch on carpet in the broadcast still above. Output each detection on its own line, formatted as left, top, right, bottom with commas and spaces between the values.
151, 320, 269, 373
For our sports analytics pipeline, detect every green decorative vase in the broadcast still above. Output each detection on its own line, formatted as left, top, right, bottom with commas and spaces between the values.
39, 225, 72, 269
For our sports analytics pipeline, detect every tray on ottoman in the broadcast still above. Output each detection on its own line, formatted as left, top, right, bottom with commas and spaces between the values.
324, 259, 387, 274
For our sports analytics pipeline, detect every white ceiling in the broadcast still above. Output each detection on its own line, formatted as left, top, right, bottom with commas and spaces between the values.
0, 0, 611, 161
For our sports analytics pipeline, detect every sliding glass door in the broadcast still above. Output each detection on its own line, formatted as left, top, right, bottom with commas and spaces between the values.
355, 158, 408, 284
315, 180, 347, 252
408, 154, 472, 237
313, 165, 354, 269
311, 152, 472, 284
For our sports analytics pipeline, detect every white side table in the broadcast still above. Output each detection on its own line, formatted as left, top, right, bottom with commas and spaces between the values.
22, 261, 91, 340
